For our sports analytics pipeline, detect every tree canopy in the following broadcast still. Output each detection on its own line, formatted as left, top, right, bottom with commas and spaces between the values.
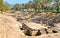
1, 0, 59, 12
0, 0, 10, 11
0, 0, 3, 10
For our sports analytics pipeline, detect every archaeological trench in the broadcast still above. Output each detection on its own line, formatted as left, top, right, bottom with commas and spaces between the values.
0, 12, 60, 38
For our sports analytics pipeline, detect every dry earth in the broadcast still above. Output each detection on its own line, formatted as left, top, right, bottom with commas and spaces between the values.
0, 11, 60, 38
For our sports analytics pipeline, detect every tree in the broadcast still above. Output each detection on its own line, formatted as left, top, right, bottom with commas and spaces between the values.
55, 0, 60, 11
33, 0, 52, 11
3, 1, 10, 11
50, 0, 60, 12
3, 4, 10, 11
0, 0, 10, 13
13, 4, 25, 11
12, 4, 21, 11
0, 0, 3, 12
24, 1, 33, 9
33, 0, 41, 11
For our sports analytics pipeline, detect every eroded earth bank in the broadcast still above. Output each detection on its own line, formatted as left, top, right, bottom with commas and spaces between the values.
0, 11, 60, 38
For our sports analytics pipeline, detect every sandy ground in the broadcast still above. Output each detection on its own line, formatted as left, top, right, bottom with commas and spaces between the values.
0, 14, 25, 38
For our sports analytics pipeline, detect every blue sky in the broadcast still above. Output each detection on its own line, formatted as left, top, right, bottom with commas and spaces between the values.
4, 0, 32, 5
